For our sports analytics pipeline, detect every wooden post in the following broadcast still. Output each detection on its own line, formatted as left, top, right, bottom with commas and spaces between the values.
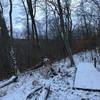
94, 57, 96, 68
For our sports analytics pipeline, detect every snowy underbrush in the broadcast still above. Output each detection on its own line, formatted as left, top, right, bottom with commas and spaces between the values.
0, 51, 100, 100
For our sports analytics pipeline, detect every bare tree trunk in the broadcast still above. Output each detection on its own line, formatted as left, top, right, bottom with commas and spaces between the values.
9, 0, 20, 75
21, 0, 31, 67
26, 0, 40, 48
80, 0, 89, 38
0, 2, 13, 79
21, 0, 30, 39
9, 0, 13, 39
83, 13, 89, 38
45, 0, 48, 43
57, 0, 75, 66
64, 0, 73, 52
33, 18, 40, 48
26, 0, 34, 39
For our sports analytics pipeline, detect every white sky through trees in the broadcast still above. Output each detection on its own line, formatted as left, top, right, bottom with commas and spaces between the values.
1, 0, 80, 38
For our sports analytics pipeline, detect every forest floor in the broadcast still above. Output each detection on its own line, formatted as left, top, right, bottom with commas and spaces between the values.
0, 50, 100, 100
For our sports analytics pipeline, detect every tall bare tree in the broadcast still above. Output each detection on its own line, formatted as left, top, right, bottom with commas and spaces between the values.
22, 0, 31, 67
9, 0, 13, 39
26, 0, 40, 48
0, 1, 13, 79
9, 0, 20, 75
45, 0, 48, 43
57, 0, 75, 66
22, 0, 30, 39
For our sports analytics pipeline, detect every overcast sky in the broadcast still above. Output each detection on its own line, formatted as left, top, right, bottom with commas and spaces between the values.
2, 0, 80, 37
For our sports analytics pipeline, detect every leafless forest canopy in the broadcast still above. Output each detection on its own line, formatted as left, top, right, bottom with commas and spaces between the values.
0, 0, 100, 80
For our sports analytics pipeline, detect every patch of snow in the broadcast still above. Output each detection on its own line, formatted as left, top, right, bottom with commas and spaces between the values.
74, 62, 100, 90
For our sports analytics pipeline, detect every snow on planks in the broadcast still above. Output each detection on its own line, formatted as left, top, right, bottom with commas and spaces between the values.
74, 62, 100, 91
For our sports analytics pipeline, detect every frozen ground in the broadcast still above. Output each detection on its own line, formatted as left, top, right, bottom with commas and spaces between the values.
0, 50, 100, 100
74, 62, 100, 90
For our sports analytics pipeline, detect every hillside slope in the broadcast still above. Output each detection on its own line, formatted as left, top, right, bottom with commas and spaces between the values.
0, 51, 100, 100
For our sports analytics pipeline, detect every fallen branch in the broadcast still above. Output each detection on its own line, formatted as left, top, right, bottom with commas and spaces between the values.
26, 86, 43, 100
45, 86, 50, 100
0, 75, 18, 88
38, 86, 50, 100
73, 87, 100, 92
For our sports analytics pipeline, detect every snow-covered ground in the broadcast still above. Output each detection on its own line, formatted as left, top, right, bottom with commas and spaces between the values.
74, 62, 100, 90
0, 50, 100, 100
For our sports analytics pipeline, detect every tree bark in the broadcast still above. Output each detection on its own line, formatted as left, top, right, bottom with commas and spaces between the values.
45, 0, 48, 43
22, 0, 31, 67
9, 0, 20, 75
57, 0, 75, 66
26, 0, 40, 48
0, 4, 13, 79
